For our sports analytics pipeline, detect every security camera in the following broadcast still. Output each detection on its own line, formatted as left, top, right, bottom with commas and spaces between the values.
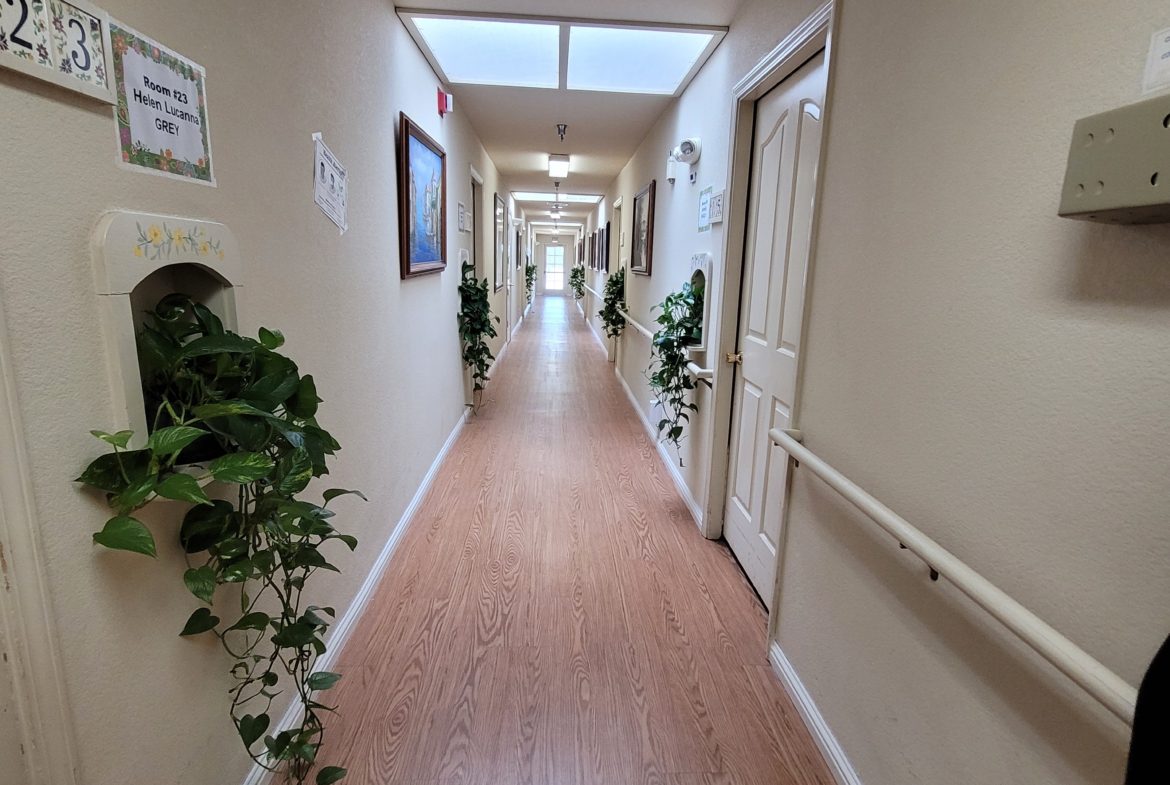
672, 138, 701, 165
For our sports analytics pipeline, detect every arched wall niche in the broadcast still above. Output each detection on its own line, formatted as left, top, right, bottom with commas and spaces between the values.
91, 210, 244, 449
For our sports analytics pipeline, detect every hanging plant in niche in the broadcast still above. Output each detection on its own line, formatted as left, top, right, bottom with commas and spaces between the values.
598, 267, 627, 340
76, 294, 363, 785
458, 261, 500, 407
525, 261, 537, 304
647, 278, 705, 461
568, 264, 585, 301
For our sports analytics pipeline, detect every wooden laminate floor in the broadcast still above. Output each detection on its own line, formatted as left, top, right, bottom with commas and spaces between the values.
320, 295, 834, 785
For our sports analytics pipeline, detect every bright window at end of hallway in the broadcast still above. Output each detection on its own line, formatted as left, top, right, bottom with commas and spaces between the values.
546, 244, 565, 290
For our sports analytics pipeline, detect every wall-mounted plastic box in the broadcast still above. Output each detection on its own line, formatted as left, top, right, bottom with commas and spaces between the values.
1058, 93, 1170, 224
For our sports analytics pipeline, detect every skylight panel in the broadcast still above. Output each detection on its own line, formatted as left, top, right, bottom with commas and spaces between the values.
567, 26, 715, 94
513, 192, 602, 204
411, 17, 560, 88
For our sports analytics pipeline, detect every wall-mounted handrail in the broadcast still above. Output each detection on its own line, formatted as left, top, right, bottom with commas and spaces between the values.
685, 362, 713, 380
616, 306, 654, 339
583, 284, 602, 299
768, 427, 1138, 726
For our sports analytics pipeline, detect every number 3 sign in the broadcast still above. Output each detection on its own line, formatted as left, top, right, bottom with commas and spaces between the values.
0, 0, 114, 104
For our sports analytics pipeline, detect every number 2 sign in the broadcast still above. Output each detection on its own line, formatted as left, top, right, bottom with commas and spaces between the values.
0, 0, 113, 104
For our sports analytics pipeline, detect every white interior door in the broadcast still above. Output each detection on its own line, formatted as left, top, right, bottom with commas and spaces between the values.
724, 50, 827, 607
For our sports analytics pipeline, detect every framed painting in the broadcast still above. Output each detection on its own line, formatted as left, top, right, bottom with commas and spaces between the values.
493, 193, 506, 291
603, 221, 612, 273
631, 180, 656, 276
515, 230, 523, 270
398, 113, 447, 278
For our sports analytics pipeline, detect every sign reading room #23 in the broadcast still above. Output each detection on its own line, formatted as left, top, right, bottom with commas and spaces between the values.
110, 20, 213, 184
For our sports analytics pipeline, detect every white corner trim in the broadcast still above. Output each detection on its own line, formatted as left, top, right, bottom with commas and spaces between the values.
0, 302, 80, 785
612, 367, 705, 529
769, 641, 863, 785
733, 1, 833, 98
241, 407, 469, 785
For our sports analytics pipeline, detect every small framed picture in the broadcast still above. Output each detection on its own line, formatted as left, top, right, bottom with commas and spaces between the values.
631, 180, 656, 276
457, 201, 467, 232
397, 112, 447, 278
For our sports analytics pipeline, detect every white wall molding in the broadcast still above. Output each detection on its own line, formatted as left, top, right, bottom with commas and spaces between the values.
613, 367, 704, 528
241, 407, 469, 785
769, 641, 862, 785
0, 301, 81, 785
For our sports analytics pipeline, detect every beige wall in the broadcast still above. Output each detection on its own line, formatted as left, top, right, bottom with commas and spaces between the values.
0, 1, 507, 783
594, 0, 1170, 784
0, 624, 24, 785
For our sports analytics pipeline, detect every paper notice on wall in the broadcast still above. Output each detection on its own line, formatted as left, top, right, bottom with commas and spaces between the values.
1143, 26, 1170, 94
313, 134, 348, 233
110, 21, 213, 184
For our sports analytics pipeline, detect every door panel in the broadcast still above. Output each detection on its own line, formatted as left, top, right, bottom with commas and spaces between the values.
724, 50, 827, 607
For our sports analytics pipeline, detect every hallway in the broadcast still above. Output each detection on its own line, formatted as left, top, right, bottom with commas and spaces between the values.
321, 295, 833, 785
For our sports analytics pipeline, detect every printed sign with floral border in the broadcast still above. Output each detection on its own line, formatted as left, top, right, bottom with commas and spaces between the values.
110, 20, 213, 185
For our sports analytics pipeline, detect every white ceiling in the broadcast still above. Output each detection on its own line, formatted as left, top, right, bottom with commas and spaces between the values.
395, 1, 743, 221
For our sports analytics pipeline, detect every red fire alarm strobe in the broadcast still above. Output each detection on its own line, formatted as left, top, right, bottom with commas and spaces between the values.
438, 88, 454, 117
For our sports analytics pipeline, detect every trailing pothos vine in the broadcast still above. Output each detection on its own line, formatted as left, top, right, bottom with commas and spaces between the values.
458, 261, 500, 405
598, 268, 627, 340
76, 294, 363, 785
647, 279, 705, 461
568, 265, 585, 301
524, 261, 537, 304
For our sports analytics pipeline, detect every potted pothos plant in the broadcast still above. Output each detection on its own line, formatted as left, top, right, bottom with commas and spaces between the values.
647, 278, 705, 462
76, 294, 363, 785
457, 261, 499, 410
524, 261, 537, 306
568, 265, 585, 302
598, 268, 627, 352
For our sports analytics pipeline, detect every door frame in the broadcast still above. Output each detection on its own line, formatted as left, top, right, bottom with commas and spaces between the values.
0, 299, 80, 785
702, 1, 839, 543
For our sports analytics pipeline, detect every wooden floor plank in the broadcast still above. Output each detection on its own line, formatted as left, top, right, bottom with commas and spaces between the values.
319, 296, 833, 785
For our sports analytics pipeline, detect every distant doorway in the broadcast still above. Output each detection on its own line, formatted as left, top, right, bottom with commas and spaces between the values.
544, 243, 565, 291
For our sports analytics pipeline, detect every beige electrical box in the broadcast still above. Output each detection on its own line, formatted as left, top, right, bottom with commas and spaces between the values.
1058, 93, 1170, 224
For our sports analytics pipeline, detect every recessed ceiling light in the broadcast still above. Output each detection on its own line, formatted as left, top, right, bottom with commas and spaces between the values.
548, 154, 570, 178
567, 25, 715, 94
513, 191, 601, 204
410, 16, 560, 88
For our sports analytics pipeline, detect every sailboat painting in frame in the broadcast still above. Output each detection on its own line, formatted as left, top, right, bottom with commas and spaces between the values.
398, 112, 447, 278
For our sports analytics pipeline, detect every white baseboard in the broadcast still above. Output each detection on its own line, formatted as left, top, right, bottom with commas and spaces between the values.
241, 408, 470, 785
769, 641, 863, 785
612, 367, 705, 530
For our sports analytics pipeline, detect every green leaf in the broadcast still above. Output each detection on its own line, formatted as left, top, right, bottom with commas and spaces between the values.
216, 538, 248, 558
264, 731, 292, 759
193, 400, 275, 420
288, 375, 321, 419
222, 559, 253, 583
183, 565, 217, 603
238, 713, 270, 748
241, 372, 301, 410
262, 671, 279, 687
146, 425, 207, 456
180, 500, 234, 553
276, 449, 313, 496
90, 429, 134, 449
179, 607, 220, 636
92, 516, 156, 557
154, 473, 212, 505
75, 450, 150, 493
316, 765, 347, 785
334, 534, 358, 551
180, 333, 259, 357
229, 612, 271, 632
272, 622, 317, 648
209, 452, 275, 484
307, 671, 342, 691
258, 327, 285, 349
111, 474, 158, 512
322, 488, 367, 505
